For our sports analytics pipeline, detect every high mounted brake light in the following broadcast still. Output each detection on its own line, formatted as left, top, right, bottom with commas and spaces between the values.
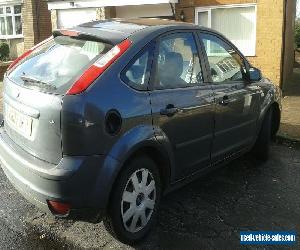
66, 39, 132, 95
59, 29, 80, 37
7, 36, 53, 72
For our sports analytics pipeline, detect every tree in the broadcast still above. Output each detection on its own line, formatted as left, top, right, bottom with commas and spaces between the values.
295, 18, 300, 48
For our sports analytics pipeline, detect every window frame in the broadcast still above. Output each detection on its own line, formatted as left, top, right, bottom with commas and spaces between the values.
0, 4, 23, 39
149, 30, 209, 91
197, 30, 251, 85
195, 4, 257, 57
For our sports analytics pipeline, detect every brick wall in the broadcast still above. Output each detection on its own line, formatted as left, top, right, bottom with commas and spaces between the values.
22, 0, 52, 51
176, 0, 286, 86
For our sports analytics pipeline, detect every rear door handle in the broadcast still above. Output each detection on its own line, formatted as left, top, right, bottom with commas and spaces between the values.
160, 105, 179, 117
219, 96, 230, 106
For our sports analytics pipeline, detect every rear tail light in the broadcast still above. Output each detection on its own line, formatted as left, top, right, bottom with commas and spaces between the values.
7, 36, 53, 72
47, 200, 71, 216
66, 39, 132, 95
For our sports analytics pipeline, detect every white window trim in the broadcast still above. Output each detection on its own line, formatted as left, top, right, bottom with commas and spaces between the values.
0, 4, 23, 39
195, 4, 257, 57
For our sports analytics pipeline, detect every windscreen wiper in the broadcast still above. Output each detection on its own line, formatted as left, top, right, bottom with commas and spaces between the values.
20, 75, 57, 91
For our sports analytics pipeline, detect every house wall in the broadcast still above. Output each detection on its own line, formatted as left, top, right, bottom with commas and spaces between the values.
22, 0, 52, 51
176, 0, 286, 86
282, 0, 296, 90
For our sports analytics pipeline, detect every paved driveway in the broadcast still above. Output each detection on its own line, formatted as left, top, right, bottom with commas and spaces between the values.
0, 142, 299, 249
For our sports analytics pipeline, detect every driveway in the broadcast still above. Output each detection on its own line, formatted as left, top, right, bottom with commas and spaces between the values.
0, 82, 299, 249
0, 141, 299, 249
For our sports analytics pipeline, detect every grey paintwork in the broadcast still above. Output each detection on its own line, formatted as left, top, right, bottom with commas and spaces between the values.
0, 19, 281, 219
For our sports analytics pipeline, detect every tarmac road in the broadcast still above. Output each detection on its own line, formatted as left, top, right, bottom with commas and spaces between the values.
0, 141, 299, 249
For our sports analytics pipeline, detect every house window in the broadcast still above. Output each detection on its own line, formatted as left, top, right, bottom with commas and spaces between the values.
195, 4, 257, 56
0, 5, 22, 38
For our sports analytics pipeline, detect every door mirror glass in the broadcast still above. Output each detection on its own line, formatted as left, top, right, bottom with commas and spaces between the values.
249, 67, 262, 82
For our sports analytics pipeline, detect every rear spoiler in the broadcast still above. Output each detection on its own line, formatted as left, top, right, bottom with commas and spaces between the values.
52, 28, 125, 45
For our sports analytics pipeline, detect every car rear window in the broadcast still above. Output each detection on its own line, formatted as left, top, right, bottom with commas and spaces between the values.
8, 35, 113, 94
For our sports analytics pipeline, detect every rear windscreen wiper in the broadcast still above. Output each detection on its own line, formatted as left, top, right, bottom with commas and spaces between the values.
20, 75, 57, 91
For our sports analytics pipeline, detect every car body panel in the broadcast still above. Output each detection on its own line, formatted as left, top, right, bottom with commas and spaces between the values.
3, 77, 62, 164
0, 19, 282, 220
150, 86, 215, 180
210, 82, 261, 163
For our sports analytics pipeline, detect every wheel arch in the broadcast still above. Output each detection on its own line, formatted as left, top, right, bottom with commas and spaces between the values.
92, 125, 174, 213
270, 102, 281, 137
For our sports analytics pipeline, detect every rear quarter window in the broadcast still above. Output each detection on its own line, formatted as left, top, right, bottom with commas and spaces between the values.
121, 44, 154, 91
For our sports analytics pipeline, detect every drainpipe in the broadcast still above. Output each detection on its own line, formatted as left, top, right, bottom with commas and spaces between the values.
169, 3, 176, 20
35, 0, 40, 43
280, 0, 287, 90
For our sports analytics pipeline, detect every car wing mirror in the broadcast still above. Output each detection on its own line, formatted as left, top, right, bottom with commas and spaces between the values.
249, 67, 262, 82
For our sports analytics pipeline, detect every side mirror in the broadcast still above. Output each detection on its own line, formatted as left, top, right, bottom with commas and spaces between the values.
249, 67, 262, 82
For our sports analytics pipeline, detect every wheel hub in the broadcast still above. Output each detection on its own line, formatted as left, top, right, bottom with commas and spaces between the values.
136, 192, 145, 206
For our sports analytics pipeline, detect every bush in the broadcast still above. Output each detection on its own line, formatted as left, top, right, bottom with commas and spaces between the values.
295, 18, 300, 48
0, 42, 9, 61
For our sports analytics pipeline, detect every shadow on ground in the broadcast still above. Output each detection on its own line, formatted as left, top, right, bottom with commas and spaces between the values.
16, 142, 299, 250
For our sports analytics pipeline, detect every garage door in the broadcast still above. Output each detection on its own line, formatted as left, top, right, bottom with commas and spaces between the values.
116, 4, 173, 18
57, 9, 97, 28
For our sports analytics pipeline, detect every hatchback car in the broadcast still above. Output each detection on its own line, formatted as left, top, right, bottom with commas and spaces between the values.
0, 18, 281, 243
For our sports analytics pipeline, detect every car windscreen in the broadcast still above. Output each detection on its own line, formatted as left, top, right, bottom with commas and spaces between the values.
8, 36, 113, 94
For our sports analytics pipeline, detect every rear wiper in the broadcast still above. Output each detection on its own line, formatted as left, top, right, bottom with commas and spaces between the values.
20, 75, 57, 91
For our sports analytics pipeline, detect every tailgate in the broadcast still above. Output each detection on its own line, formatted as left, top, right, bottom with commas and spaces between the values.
3, 77, 62, 164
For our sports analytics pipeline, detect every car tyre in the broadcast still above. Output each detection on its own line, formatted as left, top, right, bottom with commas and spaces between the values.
252, 108, 272, 161
104, 155, 161, 244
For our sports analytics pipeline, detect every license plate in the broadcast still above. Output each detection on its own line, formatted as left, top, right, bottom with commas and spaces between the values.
5, 105, 33, 138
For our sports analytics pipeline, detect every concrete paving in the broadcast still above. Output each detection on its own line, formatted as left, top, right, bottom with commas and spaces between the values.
279, 68, 300, 141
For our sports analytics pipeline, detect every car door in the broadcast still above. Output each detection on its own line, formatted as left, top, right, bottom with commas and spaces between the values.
199, 32, 261, 164
149, 31, 215, 180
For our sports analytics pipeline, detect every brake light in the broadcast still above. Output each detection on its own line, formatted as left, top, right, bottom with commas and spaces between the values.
47, 200, 71, 216
59, 29, 79, 37
67, 39, 132, 95
7, 36, 53, 72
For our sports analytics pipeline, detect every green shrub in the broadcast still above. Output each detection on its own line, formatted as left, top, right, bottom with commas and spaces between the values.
295, 19, 300, 48
0, 42, 9, 61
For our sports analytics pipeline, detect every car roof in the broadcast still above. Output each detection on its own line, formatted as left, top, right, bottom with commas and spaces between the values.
66, 18, 202, 44
80, 18, 195, 33
59, 18, 199, 44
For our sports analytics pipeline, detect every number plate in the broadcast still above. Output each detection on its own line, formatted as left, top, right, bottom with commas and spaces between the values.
5, 104, 33, 138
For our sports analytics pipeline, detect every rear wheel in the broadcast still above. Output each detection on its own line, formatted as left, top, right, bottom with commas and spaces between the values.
252, 109, 272, 161
104, 155, 161, 244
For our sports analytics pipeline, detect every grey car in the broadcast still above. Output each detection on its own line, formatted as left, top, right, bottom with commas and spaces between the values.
0, 19, 281, 243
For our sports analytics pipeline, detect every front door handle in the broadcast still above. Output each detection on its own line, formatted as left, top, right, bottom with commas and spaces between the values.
219, 95, 230, 106
160, 105, 179, 117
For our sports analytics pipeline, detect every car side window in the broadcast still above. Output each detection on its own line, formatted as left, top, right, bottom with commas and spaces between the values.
122, 45, 152, 91
200, 33, 247, 83
154, 32, 204, 90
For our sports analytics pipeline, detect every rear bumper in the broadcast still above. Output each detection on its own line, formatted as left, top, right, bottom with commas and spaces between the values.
0, 128, 113, 221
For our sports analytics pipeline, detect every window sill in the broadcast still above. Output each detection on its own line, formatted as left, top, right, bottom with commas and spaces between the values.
0, 35, 24, 40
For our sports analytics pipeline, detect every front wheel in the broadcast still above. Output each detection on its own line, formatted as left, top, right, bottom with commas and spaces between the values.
252, 109, 272, 161
104, 155, 161, 244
